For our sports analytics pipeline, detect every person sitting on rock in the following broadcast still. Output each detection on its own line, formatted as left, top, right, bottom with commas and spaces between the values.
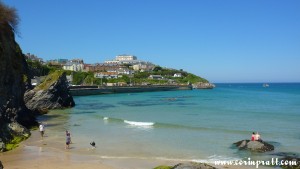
255, 132, 262, 142
251, 132, 256, 141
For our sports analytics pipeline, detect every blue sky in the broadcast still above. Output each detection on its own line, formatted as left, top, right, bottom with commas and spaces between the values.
3, 0, 300, 83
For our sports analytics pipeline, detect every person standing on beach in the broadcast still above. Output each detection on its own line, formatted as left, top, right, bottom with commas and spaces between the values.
66, 133, 71, 149
66, 130, 72, 144
39, 123, 45, 138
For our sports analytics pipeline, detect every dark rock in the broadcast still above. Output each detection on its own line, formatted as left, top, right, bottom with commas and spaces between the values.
234, 140, 274, 152
274, 152, 300, 169
0, 122, 30, 152
0, 160, 3, 169
280, 156, 300, 169
24, 71, 75, 112
7, 122, 30, 138
272, 152, 299, 158
172, 162, 217, 169
0, 138, 5, 152
237, 140, 247, 148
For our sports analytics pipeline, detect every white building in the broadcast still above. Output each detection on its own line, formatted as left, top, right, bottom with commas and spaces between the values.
104, 60, 119, 64
117, 68, 134, 75
148, 75, 163, 80
94, 72, 119, 79
115, 55, 137, 61
132, 62, 155, 71
63, 62, 84, 72
173, 73, 182, 78
105, 54, 139, 64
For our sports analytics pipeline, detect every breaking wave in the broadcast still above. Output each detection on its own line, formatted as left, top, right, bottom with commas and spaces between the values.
124, 120, 155, 126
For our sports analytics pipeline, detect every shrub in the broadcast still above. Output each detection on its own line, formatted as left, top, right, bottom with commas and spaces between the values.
0, 2, 19, 32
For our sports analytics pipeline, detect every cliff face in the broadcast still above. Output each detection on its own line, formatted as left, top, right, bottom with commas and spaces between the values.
24, 71, 75, 112
0, 23, 35, 151
0, 23, 35, 126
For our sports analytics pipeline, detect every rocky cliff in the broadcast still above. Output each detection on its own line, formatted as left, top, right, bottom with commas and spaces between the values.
0, 21, 36, 151
24, 71, 75, 112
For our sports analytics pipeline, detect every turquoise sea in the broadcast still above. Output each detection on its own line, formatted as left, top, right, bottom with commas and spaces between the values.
42, 83, 300, 162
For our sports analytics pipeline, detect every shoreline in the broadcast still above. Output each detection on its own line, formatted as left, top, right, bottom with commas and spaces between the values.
0, 129, 271, 169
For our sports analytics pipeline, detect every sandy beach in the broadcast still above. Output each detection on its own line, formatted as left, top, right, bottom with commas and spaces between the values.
0, 129, 273, 169
0, 129, 176, 169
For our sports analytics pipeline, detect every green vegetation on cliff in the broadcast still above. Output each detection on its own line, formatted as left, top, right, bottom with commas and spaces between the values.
133, 67, 208, 84
5, 135, 28, 151
35, 70, 64, 90
71, 72, 132, 85
27, 59, 57, 76
38, 66, 209, 86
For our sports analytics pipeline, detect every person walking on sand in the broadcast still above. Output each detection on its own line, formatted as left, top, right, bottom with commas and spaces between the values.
39, 122, 45, 138
66, 133, 71, 149
66, 130, 72, 143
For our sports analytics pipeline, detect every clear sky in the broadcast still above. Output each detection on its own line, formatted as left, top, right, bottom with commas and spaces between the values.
3, 0, 300, 83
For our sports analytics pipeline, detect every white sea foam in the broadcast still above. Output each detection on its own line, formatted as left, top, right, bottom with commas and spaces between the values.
124, 120, 155, 126
193, 155, 242, 163
103, 117, 109, 120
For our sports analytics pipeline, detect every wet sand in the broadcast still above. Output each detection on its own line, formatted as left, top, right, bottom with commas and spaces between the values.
0, 130, 272, 169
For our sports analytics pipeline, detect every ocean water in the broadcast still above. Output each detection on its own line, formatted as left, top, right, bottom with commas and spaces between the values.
41, 83, 300, 162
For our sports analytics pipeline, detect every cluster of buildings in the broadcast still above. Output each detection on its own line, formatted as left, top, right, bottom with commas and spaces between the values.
62, 55, 155, 79
26, 54, 157, 79
25, 53, 44, 63
26, 54, 186, 86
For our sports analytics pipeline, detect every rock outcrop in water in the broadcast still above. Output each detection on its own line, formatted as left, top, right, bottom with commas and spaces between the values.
281, 157, 300, 169
173, 162, 217, 169
24, 71, 75, 113
154, 162, 218, 169
0, 5, 36, 152
234, 140, 274, 152
272, 152, 300, 169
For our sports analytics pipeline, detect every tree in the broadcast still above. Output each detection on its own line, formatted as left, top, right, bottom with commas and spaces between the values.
153, 66, 162, 72
134, 72, 150, 79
